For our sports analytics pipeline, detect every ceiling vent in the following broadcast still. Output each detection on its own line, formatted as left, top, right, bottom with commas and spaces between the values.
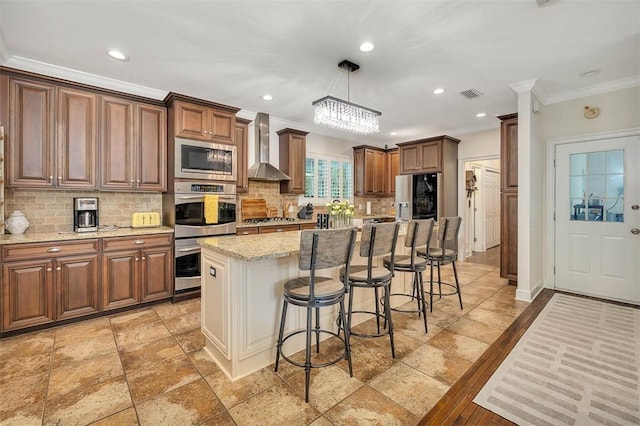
459, 89, 483, 99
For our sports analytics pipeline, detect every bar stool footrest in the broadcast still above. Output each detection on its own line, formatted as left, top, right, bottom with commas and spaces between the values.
279, 329, 348, 370
341, 309, 391, 338
428, 281, 460, 298
385, 293, 429, 314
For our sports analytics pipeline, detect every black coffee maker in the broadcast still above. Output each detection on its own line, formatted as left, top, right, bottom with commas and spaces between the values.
74, 197, 99, 232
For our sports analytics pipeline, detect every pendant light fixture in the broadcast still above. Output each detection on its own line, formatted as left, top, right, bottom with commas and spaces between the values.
312, 60, 381, 135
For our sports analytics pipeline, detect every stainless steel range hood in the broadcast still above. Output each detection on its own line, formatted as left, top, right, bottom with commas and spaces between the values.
247, 112, 291, 181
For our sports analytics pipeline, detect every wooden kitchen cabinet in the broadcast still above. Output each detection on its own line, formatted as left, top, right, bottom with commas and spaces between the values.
1, 70, 166, 192
100, 96, 167, 191
499, 113, 518, 284
1, 239, 100, 331
235, 118, 251, 193
6, 78, 98, 189
386, 148, 399, 195
101, 234, 173, 311
353, 146, 386, 196
259, 224, 300, 234
397, 136, 460, 175
172, 100, 235, 144
278, 128, 308, 194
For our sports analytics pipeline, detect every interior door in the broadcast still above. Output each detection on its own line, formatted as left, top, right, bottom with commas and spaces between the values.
555, 136, 640, 304
485, 169, 501, 249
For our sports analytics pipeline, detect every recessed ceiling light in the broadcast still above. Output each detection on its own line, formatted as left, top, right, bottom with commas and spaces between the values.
580, 69, 600, 77
390, 132, 397, 136
476, 112, 487, 118
261, 94, 273, 101
359, 42, 375, 52
433, 88, 446, 95
107, 50, 128, 61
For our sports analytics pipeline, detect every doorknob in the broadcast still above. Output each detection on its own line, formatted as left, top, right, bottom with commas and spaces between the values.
632, 204, 639, 210
632, 228, 640, 235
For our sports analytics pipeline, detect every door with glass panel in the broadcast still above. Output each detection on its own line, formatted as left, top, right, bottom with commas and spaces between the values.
555, 136, 640, 304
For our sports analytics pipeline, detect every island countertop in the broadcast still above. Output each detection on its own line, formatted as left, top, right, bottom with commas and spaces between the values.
199, 231, 305, 261
199, 223, 409, 262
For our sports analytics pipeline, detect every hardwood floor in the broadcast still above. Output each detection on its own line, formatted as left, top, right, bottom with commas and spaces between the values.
419, 288, 555, 425
465, 246, 500, 268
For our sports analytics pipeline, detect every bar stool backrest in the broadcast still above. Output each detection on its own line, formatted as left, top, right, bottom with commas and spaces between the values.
438, 216, 462, 254
360, 222, 400, 274
299, 228, 357, 271
405, 219, 435, 265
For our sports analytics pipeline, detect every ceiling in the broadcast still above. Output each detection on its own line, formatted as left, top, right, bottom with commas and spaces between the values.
1, 0, 639, 145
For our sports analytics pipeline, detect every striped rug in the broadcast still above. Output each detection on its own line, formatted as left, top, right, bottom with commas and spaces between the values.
473, 293, 639, 425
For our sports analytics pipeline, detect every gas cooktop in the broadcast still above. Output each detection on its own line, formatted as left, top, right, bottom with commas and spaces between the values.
243, 217, 297, 224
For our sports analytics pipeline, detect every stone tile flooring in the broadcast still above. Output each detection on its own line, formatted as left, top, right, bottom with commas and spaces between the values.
0, 261, 529, 425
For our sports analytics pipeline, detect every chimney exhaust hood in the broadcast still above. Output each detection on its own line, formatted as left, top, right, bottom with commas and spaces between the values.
247, 112, 291, 181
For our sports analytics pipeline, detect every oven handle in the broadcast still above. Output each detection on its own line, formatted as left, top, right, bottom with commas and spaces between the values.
177, 246, 201, 253
175, 195, 236, 202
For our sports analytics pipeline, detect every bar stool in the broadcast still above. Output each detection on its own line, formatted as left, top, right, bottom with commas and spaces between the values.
274, 228, 356, 403
419, 216, 463, 312
340, 222, 400, 358
382, 219, 435, 333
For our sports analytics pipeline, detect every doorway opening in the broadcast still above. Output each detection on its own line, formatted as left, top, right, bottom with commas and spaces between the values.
462, 158, 501, 268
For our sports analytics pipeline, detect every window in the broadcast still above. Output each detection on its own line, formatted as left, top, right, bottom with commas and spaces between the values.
569, 149, 624, 222
303, 153, 353, 204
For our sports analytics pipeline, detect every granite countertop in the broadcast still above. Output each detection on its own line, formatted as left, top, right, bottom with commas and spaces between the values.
200, 223, 408, 262
0, 226, 174, 245
236, 218, 317, 229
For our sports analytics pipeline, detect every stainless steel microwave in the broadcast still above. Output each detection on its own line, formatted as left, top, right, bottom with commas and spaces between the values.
174, 137, 237, 181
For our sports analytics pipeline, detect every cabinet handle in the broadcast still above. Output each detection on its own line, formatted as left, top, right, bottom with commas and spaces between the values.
134, 240, 145, 245
56, 266, 61, 271
47, 247, 61, 253
47, 267, 52, 272
276, 229, 283, 232
242, 231, 249, 235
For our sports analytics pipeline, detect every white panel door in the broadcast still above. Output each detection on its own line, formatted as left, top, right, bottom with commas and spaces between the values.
555, 136, 640, 304
485, 169, 501, 249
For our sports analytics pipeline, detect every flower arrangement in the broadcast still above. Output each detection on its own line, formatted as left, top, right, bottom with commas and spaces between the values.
326, 200, 355, 228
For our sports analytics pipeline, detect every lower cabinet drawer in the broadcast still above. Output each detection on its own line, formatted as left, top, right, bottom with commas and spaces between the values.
102, 234, 173, 251
236, 227, 259, 236
259, 224, 300, 234
2, 240, 99, 262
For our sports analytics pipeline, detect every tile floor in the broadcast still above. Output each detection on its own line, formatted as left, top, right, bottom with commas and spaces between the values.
0, 259, 529, 425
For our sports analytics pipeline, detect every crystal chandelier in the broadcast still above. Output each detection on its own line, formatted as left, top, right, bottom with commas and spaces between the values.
312, 60, 381, 135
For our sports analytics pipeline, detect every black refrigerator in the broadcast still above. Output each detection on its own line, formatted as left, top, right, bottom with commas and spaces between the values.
395, 173, 441, 221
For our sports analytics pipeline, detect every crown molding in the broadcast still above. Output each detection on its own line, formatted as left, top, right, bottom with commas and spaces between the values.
543, 75, 640, 105
2, 55, 168, 100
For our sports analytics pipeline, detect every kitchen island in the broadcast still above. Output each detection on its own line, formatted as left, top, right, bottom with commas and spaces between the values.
198, 227, 411, 381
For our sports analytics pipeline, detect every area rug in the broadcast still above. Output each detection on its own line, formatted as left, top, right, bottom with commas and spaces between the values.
473, 293, 639, 426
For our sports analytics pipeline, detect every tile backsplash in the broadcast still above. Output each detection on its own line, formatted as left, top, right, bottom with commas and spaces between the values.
237, 181, 298, 219
4, 188, 162, 234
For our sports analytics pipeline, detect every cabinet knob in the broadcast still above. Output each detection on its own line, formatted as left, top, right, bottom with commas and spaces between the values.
142, 256, 146, 260
46, 267, 52, 272
56, 266, 61, 271
49, 175, 54, 181
58, 176, 62, 181
137, 179, 140, 184
632, 228, 640, 235
135, 257, 139, 261
131, 179, 134, 184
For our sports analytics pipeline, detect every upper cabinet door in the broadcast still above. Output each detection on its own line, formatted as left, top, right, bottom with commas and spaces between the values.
135, 104, 167, 191
500, 115, 518, 191
57, 87, 98, 189
418, 141, 441, 172
208, 109, 235, 144
100, 96, 135, 190
174, 101, 209, 140
7, 78, 56, 187
235, 119, 250, 193
398, 144, 419, 174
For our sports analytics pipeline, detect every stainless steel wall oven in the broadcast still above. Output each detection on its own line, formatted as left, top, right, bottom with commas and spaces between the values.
166, 181, 236, 293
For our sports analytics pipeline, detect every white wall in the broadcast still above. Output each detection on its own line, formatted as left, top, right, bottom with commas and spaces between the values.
543, 86, 640, 139
457, 128, 500, 159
